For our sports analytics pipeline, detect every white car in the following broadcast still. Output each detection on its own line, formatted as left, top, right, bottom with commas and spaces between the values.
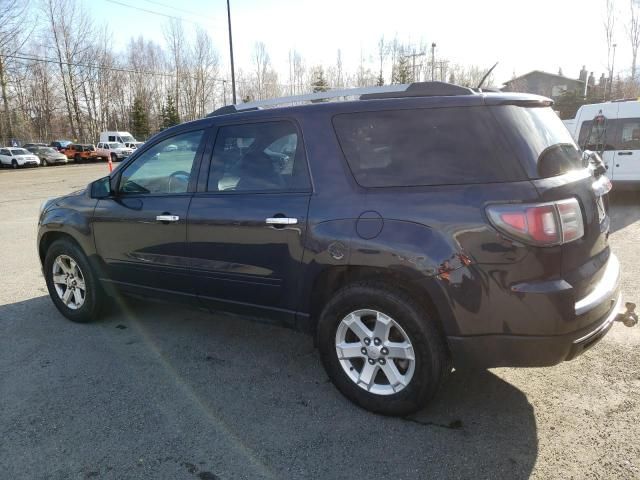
96, 142, 133, 162
0, 147, 41, 168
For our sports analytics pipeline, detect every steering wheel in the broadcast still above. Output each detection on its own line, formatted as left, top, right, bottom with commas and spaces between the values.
168, 170, 190, 193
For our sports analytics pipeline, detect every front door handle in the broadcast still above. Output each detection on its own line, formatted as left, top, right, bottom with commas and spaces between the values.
265, 217, 298, 225
618, 151, 633, 155
156, 214, 180, 222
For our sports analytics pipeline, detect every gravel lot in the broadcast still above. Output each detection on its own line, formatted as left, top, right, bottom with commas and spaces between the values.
1, 163, 639, 480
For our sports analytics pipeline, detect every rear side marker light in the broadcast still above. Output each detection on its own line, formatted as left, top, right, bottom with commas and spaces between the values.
486, 198, 584, 246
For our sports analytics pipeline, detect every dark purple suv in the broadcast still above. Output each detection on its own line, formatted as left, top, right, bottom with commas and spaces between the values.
38, 82, 622, 415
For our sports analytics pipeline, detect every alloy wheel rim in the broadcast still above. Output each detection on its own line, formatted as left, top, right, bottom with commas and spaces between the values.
52, 254, 86, 310
335, 309, 416, 395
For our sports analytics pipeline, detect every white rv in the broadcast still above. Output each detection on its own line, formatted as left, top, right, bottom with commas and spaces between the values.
565, 100, 640, 185
99, 131, 137, 145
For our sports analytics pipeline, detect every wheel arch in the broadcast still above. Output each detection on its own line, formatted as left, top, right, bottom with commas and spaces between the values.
306, 265, 455, 339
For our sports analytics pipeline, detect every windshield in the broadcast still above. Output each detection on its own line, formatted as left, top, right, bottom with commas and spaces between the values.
492, 105, 583, 179
10, 148, 29, 155
119, 135, 134, 143
42, 147, 58, 154
109, 143, 124, 148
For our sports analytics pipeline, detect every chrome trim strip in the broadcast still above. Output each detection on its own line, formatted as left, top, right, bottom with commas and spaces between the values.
573, 293, 622, 344
575, 254, 620, 316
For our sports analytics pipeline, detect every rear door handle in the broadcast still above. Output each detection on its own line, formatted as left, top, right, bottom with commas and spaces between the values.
265, 217, 298, 225
156, 215, 180, 222
617, 151, 633, 155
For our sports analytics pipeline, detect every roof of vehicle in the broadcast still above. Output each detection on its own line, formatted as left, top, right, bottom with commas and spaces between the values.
206, 81, 552, 121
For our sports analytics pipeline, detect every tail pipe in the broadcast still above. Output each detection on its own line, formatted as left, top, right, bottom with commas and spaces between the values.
616, 302, 638, 328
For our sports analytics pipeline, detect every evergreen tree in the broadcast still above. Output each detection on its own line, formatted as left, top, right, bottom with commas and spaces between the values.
162, 94, 180, 129
376, 72, 385, 86
392, 56, 411, 84
131, 96, 149, 140
311, 67, 329, 93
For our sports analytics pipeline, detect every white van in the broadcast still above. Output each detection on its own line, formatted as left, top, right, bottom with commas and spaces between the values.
99, 131, 137, 145
565, 100, 640, 185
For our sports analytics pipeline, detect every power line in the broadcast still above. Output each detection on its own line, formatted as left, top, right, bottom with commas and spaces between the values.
141, 0, 225, 23
3, 52, 225, 81
2, 52, 323, 90
105, 0, 225, 28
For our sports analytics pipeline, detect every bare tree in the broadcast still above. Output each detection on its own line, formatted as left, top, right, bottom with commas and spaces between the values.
629, 0, 640, 81
0, 0, 30, 142
253, 41, 270, 99
377, 36, 388, 86
163, 18, 185, 116
604, 0, 617, 99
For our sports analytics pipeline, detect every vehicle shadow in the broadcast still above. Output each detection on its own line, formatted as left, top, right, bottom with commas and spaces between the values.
609, 190, 640, 233
1, 296, 537, 480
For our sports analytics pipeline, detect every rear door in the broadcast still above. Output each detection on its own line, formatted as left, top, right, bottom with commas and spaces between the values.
576, 104, 619, 176
187, 119, 312, 322
608, 107, 640, 182
93, 128, 206, 300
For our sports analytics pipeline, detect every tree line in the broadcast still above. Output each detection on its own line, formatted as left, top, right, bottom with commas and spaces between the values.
5, 0, 640, 145
0, 0, 500, 145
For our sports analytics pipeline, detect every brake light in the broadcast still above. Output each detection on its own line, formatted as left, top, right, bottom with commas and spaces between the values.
486, 198, 584, 246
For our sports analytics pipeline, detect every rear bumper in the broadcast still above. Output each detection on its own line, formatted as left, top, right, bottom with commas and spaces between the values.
449, 293, 621, 368
449, 254, 621, 368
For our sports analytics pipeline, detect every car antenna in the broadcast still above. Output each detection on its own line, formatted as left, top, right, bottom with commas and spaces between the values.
476, 62, 499, 90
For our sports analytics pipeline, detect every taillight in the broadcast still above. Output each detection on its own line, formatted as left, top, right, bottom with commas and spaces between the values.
486, 198, 584, 246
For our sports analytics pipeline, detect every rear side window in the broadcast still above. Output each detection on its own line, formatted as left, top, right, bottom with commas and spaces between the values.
613, 118, 640, 150
207, 120, 310, 192
332, 107, 524, 188
493, 105, 583, 178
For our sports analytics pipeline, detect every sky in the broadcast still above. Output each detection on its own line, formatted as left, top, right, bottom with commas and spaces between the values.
86, 0, 629, 87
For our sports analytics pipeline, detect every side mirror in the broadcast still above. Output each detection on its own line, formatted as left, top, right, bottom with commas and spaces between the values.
90, 175, 115, 199
582, 150, 607, 177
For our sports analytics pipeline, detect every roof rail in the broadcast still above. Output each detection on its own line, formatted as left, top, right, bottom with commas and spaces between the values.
207, 81, 475, 116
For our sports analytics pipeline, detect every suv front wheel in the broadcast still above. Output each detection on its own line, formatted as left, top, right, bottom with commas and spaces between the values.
44, 238, 104, 323
317, 281, 448, 416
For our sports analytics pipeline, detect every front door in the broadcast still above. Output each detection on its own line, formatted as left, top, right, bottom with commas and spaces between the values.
187, 120, 312, 322
93, 128, 206, 300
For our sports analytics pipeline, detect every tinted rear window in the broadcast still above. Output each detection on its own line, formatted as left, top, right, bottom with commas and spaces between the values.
493, 105, 583, 178
332, 107, 524, 187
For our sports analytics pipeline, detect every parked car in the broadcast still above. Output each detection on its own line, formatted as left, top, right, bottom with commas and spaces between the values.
63, 144, 98, 162
38, 82, 625, 415
50, 140, 72, 152
0, 147, 40, 168
564, 99, 640, 186
27, 146, 69, 166
23, 142, 48, 149
96, 142, 133, 161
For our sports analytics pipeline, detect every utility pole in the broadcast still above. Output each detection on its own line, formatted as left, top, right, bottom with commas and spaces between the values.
431, 42, 436, 81
403, 50, 426, 82
226, 0, 237, 104
222, 80, 227, 105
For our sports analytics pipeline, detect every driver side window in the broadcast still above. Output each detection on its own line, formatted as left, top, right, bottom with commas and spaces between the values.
119, 130, 203, 195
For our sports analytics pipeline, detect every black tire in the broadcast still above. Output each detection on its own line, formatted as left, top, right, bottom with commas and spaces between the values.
317, 281, 448, 416
43, 159, 49, 167
110, 153, 117, 163
74, 154, 82, 163
44, 238, 104, 323
11, 159, 18, 169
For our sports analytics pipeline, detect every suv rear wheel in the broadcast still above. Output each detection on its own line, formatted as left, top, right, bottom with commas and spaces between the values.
317, 281, 448, 415
44, 238, 104, 323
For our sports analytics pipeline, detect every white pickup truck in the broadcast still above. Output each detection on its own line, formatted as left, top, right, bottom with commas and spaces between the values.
96, 142, 133, 162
